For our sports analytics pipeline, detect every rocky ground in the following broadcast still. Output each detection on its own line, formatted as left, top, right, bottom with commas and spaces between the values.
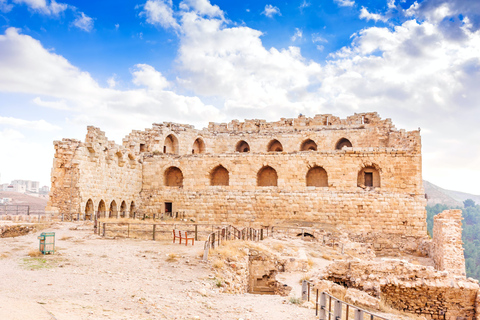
0, 221, 318, 320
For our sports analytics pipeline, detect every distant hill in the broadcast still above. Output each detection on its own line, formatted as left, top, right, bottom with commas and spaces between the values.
423, 180, 480, 208
0, 191, 47, 212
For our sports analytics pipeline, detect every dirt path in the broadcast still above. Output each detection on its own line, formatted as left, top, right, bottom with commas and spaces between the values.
0, 222, 317, 320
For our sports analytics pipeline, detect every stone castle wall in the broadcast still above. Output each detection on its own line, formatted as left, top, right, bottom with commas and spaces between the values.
47, 112, 427, 245
432, 209, 466, 275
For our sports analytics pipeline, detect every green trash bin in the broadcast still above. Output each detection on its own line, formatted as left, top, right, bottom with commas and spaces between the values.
38, 232, 55, 254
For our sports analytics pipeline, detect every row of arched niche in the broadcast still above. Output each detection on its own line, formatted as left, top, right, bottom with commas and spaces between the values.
163, 164, 381, 188
84, 199, 136, 219
156, 135, 353, 155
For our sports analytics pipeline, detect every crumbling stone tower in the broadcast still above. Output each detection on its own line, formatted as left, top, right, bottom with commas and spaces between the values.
46, 112, 427, 248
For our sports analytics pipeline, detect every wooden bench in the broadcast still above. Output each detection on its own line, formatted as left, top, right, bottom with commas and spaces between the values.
172, 229, 194, 246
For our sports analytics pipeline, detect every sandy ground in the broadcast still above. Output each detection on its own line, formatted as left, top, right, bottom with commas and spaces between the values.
0, 222, 318, 320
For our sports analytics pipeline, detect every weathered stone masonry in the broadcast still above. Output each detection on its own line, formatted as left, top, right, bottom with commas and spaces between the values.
46, 112, 427, 246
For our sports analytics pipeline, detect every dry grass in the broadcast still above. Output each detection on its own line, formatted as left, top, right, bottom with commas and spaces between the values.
212, 259, 224, 269
210, 241, 248, 262
321, 253, 335, 261
60, 235, 72, 241
166, 253, 178, 262
307, 258, 314, 268
0, 252, 10, 259
272, 243, 285, 252
28, 249, 43, 257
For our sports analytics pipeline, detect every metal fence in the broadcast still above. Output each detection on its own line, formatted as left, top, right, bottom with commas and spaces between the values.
301, 281, 389, 320
202, 225, 267, 261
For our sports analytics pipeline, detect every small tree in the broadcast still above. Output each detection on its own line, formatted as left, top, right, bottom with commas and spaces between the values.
464, 199, 476, 208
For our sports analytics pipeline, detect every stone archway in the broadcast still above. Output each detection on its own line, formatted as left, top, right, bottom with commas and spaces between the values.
267, 139, 283, 152
164, 134, 179, 154
300, 139, 317, 151
129, 201, 136, 218
358, 165, 381, 188
335, 138, 352, 150
210, 165, 229, 186
165, 167, 184, 187
98, 200, 106, 219
109, 200, 118, 219
257, 166, 278, 186
236, 140, 250, 152
120, 200, 127, 218
192, 138, 205, 154
85, 199, 94, 220
306, 166, 328, 187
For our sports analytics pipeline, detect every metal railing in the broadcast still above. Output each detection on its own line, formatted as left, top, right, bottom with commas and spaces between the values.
202, 225, 266, 261
301, 281, 389, 320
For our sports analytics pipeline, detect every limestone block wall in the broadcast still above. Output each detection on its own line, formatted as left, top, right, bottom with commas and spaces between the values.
48, 113, 426, 241
140, 149, 426, 239
47, 127, 143, 218
323, 259, 480, 320
432, 209, 466, 275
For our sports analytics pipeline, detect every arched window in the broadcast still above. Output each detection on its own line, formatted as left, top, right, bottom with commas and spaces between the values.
192, 138, 205, 154
236, 140, 250, 152
165, 166, 184, 187
210, 165, 229, 186
164, 134, 179, 154
257, 166, 278, 186
129, 201, 136, 218
98, 200, 106, 219
300, 139, 317, 151
335, 138, 352, 150
267, 139, 283, 152
109, 200, 118, 219
306, 166, 328, 187
120, 200, 127, 218
358, 165, 381, 188
85, 199, 94, 220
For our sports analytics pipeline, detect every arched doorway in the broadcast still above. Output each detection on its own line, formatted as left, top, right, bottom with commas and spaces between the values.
120, 200, 127, 218
300, 139, 317, 151
210, 165, 229, 186
257, 166, 278, 186
235, 140, 250, 152
164, 134, 179, 154
165, 166, 184, 187
129, 201, 136, 218
306, 166, 328, 187
85, 199, 94, 220
98, 200, 106, 219
267, 139, 283, 152
335, 138, 352, 150
358, 165, 381, 188
192, 138, 205, 154
109, 200, 118, 219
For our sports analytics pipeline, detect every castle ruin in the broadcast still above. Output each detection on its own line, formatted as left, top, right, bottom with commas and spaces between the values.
46, 112, 427, 250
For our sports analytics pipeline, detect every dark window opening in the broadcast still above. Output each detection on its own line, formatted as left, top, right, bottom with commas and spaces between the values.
165, 202, 172, 213
140, 144, 146, 152
365, 172, 373, 187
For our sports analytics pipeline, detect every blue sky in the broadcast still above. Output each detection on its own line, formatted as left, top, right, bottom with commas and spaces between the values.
0, 0, 480, 195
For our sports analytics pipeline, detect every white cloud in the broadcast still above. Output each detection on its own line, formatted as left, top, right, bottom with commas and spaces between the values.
291, 28, 302, 41
132, 64, 170, 90
334, 0, 355, 7
12, 0, 67, 15
107, 75, 117, 88
387, 0, 396, 9
262, 4, 281, 18
0, 27, 221, 140
115, 23, 120, 30
359, 7, 388, 22
299, 1, 310, 10
0, 116, 61, 131
73, 12, 94, 32
32, 97, 70, 110
0, 0, 13, 12
179, 0, 223, 18
312, 33, 328, 44
140, 0, 180, 30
